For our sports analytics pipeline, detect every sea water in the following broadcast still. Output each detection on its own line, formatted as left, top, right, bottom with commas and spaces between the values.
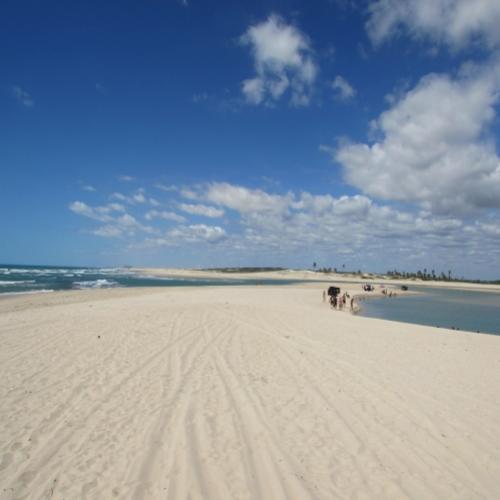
359, 285, 500, 336
0, 264, 298, 295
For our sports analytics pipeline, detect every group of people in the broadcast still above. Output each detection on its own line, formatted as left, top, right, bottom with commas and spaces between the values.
322, 289, 355, 311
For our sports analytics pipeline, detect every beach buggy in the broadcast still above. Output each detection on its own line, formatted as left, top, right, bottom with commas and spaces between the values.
327, 286, 341, 297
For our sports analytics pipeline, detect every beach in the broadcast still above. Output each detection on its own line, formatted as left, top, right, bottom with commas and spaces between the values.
1, 283, 500, 499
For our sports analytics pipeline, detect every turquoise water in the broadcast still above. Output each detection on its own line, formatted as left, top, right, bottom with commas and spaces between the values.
359, 285, 500, 335
0, 264, 298, 295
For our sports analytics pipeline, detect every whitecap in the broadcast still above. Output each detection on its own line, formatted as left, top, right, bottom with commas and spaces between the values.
73, 279, 119, 289
0, 289, 55, 297
0, 280, 36, 286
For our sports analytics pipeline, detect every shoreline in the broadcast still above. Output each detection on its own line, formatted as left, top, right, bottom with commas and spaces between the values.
133, 267, 500, 293
2, 274, 497, 336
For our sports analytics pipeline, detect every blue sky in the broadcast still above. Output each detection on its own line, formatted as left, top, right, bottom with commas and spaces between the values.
2, 0, 500, 278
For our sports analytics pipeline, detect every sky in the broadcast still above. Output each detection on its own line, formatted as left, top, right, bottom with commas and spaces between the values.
2, 0, 500, 279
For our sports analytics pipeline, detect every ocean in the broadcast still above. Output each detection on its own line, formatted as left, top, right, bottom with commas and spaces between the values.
358, 285, 500, 336
2, 265, 499, 336
0, 264, 298, 295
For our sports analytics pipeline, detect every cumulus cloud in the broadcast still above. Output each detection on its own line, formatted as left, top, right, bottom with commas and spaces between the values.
367, 0, 500, 50
179, 188, 200, 200
179, 203, 224, 218
205, 182, 292, 214
332, 75, 356, 101
111, 192, 128, 202
240, 14, 317, 106
69, 201, 154, 237
69, 201, 123, 222
12, 86, 34, 107
154, 183, 178, 192
111, 189, 154, 205
189, 182, 494, 269
333, 63, 500, 214
92, 225, 123, 238
169, 224, 227, 243
145, 210, 186, 223
69, 181, 500, 272
143, 224, 227, 247
133, 191, 146, 203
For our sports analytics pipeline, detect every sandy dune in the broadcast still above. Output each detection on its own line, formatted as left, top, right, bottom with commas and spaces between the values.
133, 267, 500, 293
1, 285, 499, 499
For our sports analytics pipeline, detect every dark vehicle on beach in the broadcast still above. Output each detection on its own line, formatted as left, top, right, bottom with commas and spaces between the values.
328, 286, 341, 297
401, 285, 408, 291
362, 284, 374, 291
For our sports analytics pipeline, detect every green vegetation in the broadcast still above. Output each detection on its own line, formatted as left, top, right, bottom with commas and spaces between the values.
201, 267, 287, 273
386, 269, 500, 284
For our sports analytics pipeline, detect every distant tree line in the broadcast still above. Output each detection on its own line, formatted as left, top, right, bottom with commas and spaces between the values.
315, 267, 364, 275
386, 269, 500, 284
386, 269, 453, 281
312, 265, 499, 284
202, 267, 287, 273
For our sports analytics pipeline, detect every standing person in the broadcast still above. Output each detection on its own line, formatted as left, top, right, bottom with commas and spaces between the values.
350, 297, 354, 310
323, 290, 326, 302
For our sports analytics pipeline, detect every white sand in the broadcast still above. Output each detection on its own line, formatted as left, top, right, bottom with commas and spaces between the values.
134, 267, 500, 293
1, 284, 499, 499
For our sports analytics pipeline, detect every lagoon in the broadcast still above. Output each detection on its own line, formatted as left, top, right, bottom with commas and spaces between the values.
359, 285, 500, 335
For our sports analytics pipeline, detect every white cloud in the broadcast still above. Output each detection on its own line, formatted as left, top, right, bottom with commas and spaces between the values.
179, 188, 200, 200
133, 191, 146, 203
69, 181, 500, 274
69, 201, 122, 218
155, 183, 178, 192
205, 182, 292, 214
69, 201, 112, 222
333, 63, 500, 214
92, 225, 123, 238
242, 77, 265, 105
12, 86, 34, 107
110, 189, 151, 205
240, 14, 317, 106
82, 185, 96, 192
97, 203, 125, 214
111, 192, 128, 201
143, 224, 227, 247
479, 221, 500, 237
116, 214, 140, 228
170, 224, 227, 243
118, 175, 135, 182
70, 201, 154, 236
367, 0, 500, 50
192, 182, 491, 267
145, 210, 186, 223
179, 203, 225, 218
332, 75, 356, 101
